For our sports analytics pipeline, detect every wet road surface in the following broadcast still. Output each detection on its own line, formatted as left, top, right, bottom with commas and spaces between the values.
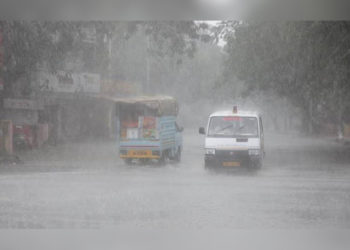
0, 130, 349, 229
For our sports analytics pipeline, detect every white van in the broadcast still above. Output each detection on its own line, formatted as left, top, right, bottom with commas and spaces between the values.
199, 107, 264, 168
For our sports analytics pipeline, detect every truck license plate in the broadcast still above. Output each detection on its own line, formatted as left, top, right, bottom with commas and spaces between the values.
222, 161, 240, 167
129, 150, 151, 157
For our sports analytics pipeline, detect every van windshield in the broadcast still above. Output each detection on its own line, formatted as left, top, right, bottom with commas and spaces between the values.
208, 116, 259, 138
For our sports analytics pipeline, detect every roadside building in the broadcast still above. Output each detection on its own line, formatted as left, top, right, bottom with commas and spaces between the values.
34, 70, 115, 141
0, 98, 48, 152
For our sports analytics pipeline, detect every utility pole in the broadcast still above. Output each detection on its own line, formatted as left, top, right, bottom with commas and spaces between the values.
145, 35, 150, 94
108, 32, 112, 81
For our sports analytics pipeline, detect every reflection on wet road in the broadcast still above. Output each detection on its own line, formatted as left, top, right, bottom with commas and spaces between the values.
0, 130, 349, 228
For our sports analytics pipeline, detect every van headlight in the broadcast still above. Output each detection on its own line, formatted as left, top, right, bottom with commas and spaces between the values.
205, 148, 215, 155
248, 149, 260, 156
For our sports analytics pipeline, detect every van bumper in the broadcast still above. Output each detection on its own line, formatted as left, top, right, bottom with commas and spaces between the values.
205, 150, 261, 167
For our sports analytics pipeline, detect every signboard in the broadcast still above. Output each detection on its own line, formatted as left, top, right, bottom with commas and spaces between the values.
101, 79, 139, 96
37, 71, 100, 94
3, 109, 39, 125
142, 116, 157, 139
81, 27, 97, 44
81, 73, 100, 93
3, 98, 44, 110
126, 128, 138, 139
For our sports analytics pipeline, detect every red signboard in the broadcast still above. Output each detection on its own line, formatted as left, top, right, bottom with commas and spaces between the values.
121, 121, 138, 128
143, 116, 156, 129
223, 116, 241, 121
142, 116, 157, 139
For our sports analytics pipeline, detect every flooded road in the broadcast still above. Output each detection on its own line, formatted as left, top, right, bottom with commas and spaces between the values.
0, 130, 350, 229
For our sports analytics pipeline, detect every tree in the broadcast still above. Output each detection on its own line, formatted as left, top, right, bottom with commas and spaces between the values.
221, 21, 350, 134
106, 21, 210, 94
0, 21, 84, 97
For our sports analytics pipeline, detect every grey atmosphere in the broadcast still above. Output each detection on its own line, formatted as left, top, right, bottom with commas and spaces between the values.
0, 21, 349, 249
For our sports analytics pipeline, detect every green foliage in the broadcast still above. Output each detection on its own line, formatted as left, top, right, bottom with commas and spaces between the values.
221, 21, 350, 133
0, 21, 83, 96
140, 21, 203, 59
0, 21, 207, 98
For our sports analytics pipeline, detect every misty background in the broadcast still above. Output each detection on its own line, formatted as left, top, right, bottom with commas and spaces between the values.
1, 21, 349, 139
1, 20, 350, 238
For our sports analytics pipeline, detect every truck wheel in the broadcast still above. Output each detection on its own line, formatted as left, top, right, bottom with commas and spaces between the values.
249, 158, 262, 169
140, 158, 150, 164
124, 158, 132, 165
174, 147, 181, 162
256, 159, 263, 169
204, 159, 211, 170
158, 152, 166, 165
